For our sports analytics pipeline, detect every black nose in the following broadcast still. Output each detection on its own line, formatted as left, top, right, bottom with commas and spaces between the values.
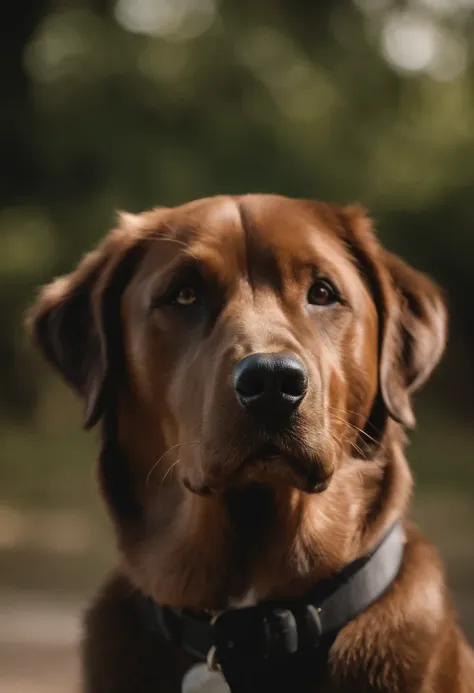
232, 353, 308, 415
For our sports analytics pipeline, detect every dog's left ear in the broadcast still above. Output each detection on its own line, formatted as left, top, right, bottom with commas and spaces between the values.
379, 250, 448, 428
341, 206, 448, 429
26, 216, 145, 429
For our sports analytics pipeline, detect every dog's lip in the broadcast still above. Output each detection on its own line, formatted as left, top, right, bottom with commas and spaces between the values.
182, 477, 214, 496
243, 442, 282, 464
252, 443, 332, 493
243, 442, 322, 476
303, 470, 332, 494
219, 444, 330, 493
182, 443, 332, 496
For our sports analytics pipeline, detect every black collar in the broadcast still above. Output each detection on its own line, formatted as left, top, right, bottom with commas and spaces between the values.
146, 522, 404, 690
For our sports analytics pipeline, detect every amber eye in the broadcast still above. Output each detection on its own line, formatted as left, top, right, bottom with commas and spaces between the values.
307, 279, 338, 306
174, 286, 198, 306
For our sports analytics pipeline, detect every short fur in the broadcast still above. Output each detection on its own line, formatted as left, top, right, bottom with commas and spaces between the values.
27, 195, 473, 692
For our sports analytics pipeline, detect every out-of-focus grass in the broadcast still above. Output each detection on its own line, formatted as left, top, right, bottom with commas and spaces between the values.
0, 380, 96, 506
0, 425, 96, 507
0, 420, 113, 592
0, 383, 114, 593
410, 402, 474, 492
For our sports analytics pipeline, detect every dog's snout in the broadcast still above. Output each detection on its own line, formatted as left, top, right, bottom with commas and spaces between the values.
232, 352, 308, 414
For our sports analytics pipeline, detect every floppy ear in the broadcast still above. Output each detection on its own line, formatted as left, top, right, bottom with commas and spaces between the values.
26, 221, 145, 429
379, 251, 448, 428
340, 206, 447, 429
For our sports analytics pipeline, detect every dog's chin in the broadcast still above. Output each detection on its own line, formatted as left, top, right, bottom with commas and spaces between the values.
182, 445, 333, 497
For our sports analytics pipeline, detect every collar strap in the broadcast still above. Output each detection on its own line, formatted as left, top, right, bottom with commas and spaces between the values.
148, 522, 404, 667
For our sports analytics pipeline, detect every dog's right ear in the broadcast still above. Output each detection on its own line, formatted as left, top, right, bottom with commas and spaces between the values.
340, 205, 447, 430
26, 217, 145, 429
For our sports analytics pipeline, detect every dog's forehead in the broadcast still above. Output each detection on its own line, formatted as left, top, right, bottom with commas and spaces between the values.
167, 195, 245, 252
162, 194, 348, 264
174, 195, 242, 229
238, 194, 346, 258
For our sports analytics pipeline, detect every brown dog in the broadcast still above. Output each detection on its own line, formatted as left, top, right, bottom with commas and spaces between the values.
27, 195, 474, 692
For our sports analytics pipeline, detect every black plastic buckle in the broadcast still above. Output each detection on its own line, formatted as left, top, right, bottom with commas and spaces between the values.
262, 608, 298, 657
213, 605, 302, 660
300, 604, 323, 650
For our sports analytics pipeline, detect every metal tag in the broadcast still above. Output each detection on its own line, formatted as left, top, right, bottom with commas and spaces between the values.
181, 663, 229, 693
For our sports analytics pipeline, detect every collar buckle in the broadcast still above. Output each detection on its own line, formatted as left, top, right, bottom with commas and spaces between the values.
300, 605, 323, 650
212, 605, 303, 661
262, 607, 298, 657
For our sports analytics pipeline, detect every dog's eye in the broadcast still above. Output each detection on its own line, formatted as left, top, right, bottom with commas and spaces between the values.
173, 286, 198, 306
307, 279, 338, 306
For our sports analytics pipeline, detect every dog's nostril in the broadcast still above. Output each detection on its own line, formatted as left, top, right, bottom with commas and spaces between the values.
236, 372, 265, 399
281, 370, 307, 397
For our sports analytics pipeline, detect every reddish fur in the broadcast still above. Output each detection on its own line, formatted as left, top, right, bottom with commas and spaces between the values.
27, 195, 473, 691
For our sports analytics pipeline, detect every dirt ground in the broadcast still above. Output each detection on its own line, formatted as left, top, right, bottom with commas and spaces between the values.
0, 594, 82, 693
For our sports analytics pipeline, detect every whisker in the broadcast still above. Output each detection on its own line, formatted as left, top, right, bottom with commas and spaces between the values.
326, 406, 386, 452
146, 440, 199, 485
327, 405, 384, 437
161, 459, 180, 484
336, 431, 367, 461
330, 419, 368, 460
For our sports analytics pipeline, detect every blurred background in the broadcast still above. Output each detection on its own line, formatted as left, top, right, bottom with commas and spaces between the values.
1, 0, 473, 690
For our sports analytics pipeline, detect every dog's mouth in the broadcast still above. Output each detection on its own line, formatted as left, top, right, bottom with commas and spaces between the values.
241, 442, 332, 492
183, 442, 332, 496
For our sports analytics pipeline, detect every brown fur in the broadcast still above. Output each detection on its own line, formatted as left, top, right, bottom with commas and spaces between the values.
27, 195, 473, 691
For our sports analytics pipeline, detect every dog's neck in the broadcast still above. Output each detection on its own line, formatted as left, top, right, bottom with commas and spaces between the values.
111, 427, 412, 611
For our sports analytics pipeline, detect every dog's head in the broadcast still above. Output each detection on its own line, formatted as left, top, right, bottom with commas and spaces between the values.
27, 195, 447, 603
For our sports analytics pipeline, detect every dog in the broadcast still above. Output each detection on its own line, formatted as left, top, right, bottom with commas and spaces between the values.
27, 195, 474, 692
